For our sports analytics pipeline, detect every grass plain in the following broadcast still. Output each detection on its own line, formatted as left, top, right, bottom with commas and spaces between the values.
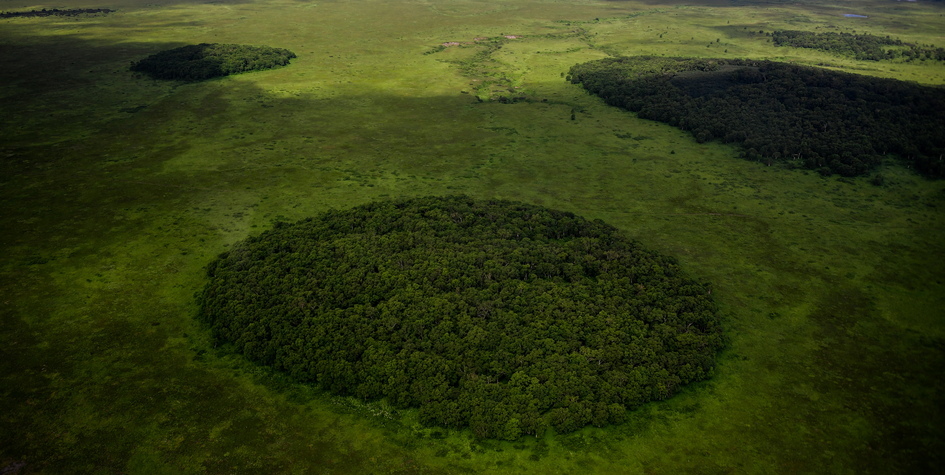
1, 0, 943, 473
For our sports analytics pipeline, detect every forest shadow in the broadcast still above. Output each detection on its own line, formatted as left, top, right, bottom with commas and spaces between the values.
0, 29, 507, 259
0, 30, 483, 473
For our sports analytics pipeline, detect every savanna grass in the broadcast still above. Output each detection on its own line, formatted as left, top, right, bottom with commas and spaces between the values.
1, 0, 943, 473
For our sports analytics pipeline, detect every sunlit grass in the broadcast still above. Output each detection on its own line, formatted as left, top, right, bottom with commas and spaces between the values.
1, 0, 943, 473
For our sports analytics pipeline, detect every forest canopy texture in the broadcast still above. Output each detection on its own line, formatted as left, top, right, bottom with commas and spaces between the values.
197, 196, 724, 439
770, 30, 945, 62
568, 56, 945, 177
130, 43, 296, 81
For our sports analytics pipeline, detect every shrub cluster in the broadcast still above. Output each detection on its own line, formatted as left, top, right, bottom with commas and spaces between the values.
130, 43, 296, 81
197, 196, 724, 439
568, 56, 945, 177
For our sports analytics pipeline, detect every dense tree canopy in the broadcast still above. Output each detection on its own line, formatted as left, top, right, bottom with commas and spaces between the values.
197, 196, 724, 439
568, 56, 945, 177
130, 43, 296, 81
0, 8, 113, 19
770, 30, 945, 62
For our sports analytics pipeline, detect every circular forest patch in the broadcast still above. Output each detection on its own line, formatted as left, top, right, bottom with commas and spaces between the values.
130, 43, 296, 81
197, 196, 724, 439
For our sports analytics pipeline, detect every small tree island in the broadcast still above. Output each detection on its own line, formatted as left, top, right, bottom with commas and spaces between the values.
197, 196, 724, 439
130, 43, 296, 81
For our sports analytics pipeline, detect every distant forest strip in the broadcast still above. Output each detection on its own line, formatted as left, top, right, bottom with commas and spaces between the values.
0, 8, 114, 19
568, 56, 945, 178
130, 43, 297, 81
770, 30, 945, 62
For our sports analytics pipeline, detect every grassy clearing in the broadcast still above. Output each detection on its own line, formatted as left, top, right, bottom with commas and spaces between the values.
1, 0, 943, 473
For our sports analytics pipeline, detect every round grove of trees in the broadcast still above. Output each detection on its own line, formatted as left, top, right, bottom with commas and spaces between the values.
130, 43, 296, 81
197, 196, 724, 439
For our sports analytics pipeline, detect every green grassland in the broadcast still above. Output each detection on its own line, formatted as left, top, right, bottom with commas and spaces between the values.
1, 0, 943, 473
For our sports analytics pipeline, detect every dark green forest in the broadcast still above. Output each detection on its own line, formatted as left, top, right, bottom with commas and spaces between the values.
130, 43, 296, 81
770, 30, 945, 62
197, 196, 724, 440
0, 8, 113, 19
568, 56, 945, 177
